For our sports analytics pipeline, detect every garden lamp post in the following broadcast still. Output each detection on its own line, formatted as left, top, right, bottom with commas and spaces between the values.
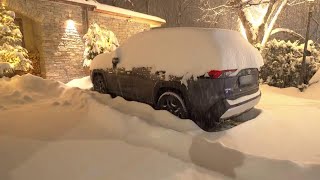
300, 0, 315, 89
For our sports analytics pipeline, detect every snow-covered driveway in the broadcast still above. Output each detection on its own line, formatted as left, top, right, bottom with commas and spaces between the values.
1, 75, 320, 180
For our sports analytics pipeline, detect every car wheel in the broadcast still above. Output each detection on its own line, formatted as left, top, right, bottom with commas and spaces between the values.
157, 92, 188, 119
93, 75, 107, 94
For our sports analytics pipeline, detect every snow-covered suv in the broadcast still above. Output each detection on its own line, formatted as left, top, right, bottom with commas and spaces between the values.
90, 28, 263, 131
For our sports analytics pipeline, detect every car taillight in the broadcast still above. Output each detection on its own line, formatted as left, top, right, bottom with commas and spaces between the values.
208, 70, 223, 78
208, 69, 237, 79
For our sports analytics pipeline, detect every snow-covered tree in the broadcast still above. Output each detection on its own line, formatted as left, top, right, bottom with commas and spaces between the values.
83, 23, 119, 67
199, 0, 306, 48
0, 4, 32, 74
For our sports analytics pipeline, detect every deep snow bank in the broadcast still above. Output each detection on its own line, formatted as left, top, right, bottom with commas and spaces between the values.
1, 75, 320, 180
309, 68, 320, 85
66, 76, 93, 90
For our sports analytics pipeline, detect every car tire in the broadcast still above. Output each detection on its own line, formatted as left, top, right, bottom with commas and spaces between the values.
157, 92, 189, 119
93, 75, 107, 94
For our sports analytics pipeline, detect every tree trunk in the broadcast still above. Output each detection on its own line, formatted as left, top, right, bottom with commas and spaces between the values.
238, 9, 256, 44
238, 0, 287, 47
256, 0, 276, 44
261, 0, 288, 47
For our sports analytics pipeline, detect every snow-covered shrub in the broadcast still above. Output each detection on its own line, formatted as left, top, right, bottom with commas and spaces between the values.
260, 39, 320, 88
83, 23, 119, 67
0, 62, 14, 77
0, 5, 32, 72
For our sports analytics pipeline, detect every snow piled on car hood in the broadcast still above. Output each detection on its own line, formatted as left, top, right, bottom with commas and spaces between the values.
91, 28, 264, 79
1, 75, 320, 180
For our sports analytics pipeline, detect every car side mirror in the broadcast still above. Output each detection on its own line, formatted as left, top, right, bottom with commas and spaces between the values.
112, 57, 119, 68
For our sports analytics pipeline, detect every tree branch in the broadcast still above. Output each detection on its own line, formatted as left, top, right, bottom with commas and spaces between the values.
271, 28, 305, 40
261, 0, 288, 47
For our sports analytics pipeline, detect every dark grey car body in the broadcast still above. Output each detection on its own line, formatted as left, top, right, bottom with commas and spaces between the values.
91, 67, 260, 126
90, 28, 263, 130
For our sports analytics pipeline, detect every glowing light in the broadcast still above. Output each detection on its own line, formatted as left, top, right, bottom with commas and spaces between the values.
66, 20, 76, 31
57, 19, 81, 59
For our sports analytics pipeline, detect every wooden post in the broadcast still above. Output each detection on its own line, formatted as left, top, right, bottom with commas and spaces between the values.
300, 1, 314, 89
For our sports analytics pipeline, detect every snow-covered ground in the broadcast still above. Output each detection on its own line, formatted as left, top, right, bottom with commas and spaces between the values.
1, 74, 320, 180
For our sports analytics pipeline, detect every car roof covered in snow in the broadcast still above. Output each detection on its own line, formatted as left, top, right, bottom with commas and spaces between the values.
91, 27, 264, 79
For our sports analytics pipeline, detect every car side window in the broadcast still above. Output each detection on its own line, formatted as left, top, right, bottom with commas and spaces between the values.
132, 67, 152, 77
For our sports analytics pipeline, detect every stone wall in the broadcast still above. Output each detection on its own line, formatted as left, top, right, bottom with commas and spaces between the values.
88, 12, 149, 44
6, 0, 151, 83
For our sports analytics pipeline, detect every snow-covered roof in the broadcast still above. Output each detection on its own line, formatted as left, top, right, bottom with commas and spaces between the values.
59, 0, 166, 27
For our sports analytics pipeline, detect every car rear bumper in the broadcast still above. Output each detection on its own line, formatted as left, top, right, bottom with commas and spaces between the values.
220, 90, 261, 119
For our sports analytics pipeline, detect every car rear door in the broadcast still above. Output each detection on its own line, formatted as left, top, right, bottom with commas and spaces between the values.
104, 68, 121, 94
115, 67, 136, 99
130, 67, 156, 104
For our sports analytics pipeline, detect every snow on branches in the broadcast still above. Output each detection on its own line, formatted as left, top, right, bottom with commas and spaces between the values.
199, 0, 305, 48
0, 5, 32, 75
260, 39, 320, 88
83, 23, 119, 67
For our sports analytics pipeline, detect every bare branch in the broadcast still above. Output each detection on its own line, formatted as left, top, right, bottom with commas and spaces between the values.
287, 0, 305, 6
271, 28, 305, 40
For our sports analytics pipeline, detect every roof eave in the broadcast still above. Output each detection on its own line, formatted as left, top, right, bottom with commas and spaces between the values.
93, 9, 165, 28
49, 0, 165, 27
50, 0, 95, 9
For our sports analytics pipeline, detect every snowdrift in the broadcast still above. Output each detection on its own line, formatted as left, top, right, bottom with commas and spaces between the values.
66, 76, 93, 90
91, 28, 264, 79
309, 68, 320, 85
1, 75, 320, 180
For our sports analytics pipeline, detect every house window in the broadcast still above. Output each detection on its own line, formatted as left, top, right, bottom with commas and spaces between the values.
14, 18, 25, 47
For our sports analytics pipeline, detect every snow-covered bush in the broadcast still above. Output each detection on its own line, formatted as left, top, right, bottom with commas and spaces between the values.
0, 62, 14, 77
260, 39, 320, 88
83, 23, 119, 67
0, 5, 32, 74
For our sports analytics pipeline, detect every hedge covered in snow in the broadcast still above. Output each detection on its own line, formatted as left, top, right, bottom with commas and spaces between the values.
260, 39, 320, 88
83, 23, 119, 67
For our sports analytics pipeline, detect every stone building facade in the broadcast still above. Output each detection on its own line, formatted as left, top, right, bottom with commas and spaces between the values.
3, 0, 165, 82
